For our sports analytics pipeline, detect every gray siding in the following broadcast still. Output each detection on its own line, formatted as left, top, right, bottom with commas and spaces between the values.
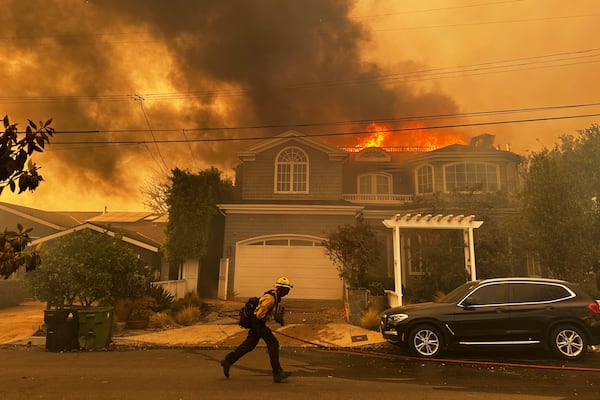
241, 142, 343, 201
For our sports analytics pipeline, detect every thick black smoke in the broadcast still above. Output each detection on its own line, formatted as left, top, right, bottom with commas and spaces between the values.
0, 0, 457, 208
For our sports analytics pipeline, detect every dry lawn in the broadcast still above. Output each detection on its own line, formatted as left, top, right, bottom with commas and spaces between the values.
0, 301, 46, 344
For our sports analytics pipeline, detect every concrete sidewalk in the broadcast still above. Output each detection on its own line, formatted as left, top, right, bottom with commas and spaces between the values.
1, 300, 387, 350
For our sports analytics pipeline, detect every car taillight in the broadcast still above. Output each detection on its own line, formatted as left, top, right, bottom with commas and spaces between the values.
588, 302, 600, 314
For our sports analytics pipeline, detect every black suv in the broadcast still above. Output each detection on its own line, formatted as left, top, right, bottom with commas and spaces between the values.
380, 277, 600, 360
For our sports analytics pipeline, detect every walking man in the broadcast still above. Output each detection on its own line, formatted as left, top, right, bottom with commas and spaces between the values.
221, 277, 293, 383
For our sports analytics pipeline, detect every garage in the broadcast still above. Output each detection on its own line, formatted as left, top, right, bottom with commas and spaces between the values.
234, 236, 343, 300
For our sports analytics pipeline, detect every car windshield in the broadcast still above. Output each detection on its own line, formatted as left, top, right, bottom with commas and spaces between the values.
440, 281, 481, 303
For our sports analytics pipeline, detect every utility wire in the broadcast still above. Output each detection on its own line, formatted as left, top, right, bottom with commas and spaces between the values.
373, 13, 600, 31
133, 94, 169, 174
356, 0, 524, 18
181, 129, 199, 169
47, 112, 600, 146
47, 102, 600, 135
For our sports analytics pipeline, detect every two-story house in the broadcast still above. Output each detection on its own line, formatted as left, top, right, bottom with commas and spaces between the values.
217, 130, 522, 301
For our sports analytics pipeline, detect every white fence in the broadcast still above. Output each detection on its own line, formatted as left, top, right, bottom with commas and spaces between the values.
152, 280, 187, 299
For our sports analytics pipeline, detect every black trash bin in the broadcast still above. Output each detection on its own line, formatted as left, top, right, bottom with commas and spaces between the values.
44, 308, 80, 352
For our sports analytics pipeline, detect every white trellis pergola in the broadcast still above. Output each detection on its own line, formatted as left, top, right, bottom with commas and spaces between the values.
382, 213, 484, 307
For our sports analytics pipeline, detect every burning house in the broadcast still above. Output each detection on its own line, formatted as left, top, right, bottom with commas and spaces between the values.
217, 127, 523, 301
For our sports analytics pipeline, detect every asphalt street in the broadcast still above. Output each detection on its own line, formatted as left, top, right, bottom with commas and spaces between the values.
1, 346, 598, 400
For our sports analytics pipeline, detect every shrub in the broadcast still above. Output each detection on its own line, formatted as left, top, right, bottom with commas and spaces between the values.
359, 308, 381, 331
323, 215, 382, 288
175, 305, 201, 326
171, 291, 203, 313
129, 296, 158, 321
25, 230, 151, 307
149, 312, 174, 329
147, 285, 175, 312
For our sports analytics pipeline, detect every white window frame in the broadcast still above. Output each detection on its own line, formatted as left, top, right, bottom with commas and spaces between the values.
274, 147, 309, 194
415, 164, 434, 194
443, 162, 500, 193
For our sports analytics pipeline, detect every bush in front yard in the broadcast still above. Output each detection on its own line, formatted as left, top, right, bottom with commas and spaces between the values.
175, 305, 201, 326
149, 312, 175, 329
359, 308, 381, 331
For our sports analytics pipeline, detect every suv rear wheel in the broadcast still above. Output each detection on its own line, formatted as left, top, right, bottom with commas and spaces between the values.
550, 325, 587, 360
408, 325, 442, 358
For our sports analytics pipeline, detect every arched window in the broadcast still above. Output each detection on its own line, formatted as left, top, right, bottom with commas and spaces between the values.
275, 147, 308, 193
358, 173, 391, 194
444, 163, 499, 192
415, 165, 434, 194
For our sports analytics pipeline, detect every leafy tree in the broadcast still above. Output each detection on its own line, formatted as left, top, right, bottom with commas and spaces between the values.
519, 124, 600, 284
0, 224, 42, 280
0, 115, 54, 195
164, 167, 234, 265
0, 115, 54, 279
25, 230, 151, 307
323, 215, 382, 288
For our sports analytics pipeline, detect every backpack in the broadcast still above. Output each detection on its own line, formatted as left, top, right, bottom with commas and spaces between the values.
238, 297, 260, 328
238, 291, 276, 328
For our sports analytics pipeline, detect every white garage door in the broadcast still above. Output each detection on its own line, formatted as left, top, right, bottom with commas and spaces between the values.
234, 236, 343, 300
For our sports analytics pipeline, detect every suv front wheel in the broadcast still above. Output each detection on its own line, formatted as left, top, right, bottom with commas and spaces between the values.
550, 325, 587, 360
408, 325, 443, 358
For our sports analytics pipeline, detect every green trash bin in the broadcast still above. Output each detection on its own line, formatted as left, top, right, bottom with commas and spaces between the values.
77, 306, 114, 351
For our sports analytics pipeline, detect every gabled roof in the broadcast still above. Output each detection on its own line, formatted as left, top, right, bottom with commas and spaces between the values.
407, 142, 523, 163
0, 202, 99, 230
0, 202, 166, 251
30, 222, 161, 252
237, 130, 348, 161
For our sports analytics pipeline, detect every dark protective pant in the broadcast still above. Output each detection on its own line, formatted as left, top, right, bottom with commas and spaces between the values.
224, 318, 282, 373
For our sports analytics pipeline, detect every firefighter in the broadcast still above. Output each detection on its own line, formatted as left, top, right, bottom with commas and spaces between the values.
221, 277, 293, 383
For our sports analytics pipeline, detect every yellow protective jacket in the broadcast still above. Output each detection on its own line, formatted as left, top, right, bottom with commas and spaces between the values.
254, 290, 280, 321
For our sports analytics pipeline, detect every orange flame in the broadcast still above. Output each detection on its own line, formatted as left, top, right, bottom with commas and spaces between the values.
356, 121, 467, 150
356, 122, 390, 148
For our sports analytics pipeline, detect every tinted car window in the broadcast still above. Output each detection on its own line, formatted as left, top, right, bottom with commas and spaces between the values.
463, 283, 507, 305
442, 281, 480, 303
509, 282, 571, 303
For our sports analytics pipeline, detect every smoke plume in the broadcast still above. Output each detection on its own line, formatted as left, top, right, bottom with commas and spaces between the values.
0, 0, 458, 210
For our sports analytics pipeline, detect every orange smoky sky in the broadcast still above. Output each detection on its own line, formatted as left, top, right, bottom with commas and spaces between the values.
1, 0, 598, 211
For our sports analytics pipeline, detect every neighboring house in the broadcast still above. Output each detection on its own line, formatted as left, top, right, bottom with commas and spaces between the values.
218, 130, 523, 301
0, 203, 197, 299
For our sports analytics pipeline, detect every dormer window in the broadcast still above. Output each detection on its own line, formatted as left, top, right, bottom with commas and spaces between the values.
358, 173, 391, 194
275, 147, 308, 193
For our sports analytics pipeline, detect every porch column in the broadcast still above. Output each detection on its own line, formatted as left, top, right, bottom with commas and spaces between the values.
468, 227, 477, 280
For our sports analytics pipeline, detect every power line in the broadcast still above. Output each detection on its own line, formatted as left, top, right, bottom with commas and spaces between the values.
373, 13, 600, 31
47, 112, 600, 147
46, 102, 600, 136
356, 0, 524, 18
133, 94, 169, 174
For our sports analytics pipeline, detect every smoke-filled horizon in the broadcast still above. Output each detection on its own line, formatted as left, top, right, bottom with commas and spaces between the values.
1, 0, 598, 211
